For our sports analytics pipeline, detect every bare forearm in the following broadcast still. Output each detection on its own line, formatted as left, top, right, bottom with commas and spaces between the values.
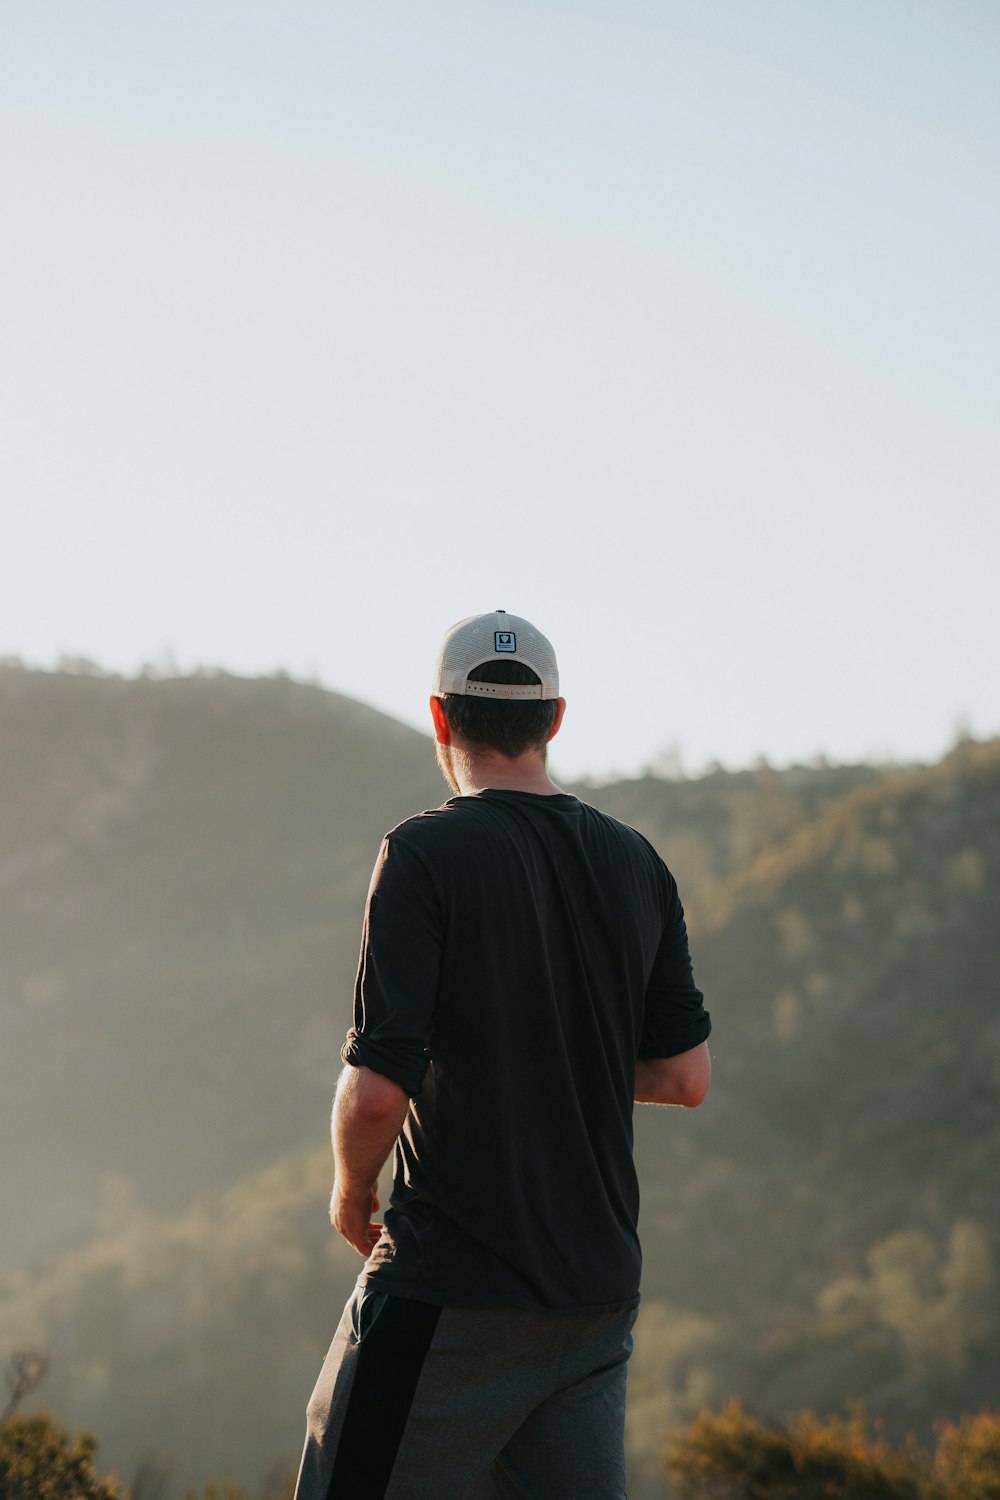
332, 1065, 409, 1191
329, 1066, 409, 1256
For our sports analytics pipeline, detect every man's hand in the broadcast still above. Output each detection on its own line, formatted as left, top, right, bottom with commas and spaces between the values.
330, 1180, 384, 1257
634, 1041, 711, 1106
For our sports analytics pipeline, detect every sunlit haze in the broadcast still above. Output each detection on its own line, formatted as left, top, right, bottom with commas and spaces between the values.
3, 0, 997, 780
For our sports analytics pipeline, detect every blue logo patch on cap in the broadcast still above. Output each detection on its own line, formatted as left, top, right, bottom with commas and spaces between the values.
495, 631, 516, 652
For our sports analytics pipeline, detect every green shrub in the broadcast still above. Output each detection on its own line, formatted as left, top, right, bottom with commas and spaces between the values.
665, 1400, 925, 1499
0, 1411, 121, 1500
931, 1412, 1000, 1500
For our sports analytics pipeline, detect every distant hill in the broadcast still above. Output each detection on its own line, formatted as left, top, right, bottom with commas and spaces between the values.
579, 756, 890, 914
629, 739, 1000, 1432
1, 667, 997, 1498
0, 666, 443, 1270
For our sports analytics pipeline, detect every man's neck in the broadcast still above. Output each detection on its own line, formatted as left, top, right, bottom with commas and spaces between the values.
447, 747, 563, 798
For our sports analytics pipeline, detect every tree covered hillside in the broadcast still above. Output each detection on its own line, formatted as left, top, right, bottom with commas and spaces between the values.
0, 666, 443, 1270
1, 667, 997, 1497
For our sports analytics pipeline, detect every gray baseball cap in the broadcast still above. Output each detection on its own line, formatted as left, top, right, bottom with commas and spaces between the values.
433, 610, 560, 700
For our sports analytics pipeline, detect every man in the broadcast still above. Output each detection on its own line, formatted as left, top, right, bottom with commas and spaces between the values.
294, 610, 711, 1500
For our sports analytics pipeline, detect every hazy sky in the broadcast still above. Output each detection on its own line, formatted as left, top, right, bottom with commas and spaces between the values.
3, 0, 997, 779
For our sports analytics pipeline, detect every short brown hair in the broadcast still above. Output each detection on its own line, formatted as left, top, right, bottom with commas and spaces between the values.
438, 661, 558, 758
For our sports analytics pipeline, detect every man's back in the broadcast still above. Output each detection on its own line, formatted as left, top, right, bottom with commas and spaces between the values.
345, 788, 710, 1312
293, 611, 711, 1500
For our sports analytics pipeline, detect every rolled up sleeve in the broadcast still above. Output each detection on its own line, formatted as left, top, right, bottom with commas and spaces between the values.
341, 832, 442, 1098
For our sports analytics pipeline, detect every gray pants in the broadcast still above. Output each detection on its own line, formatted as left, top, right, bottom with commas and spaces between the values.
293, 1284, 637, 1499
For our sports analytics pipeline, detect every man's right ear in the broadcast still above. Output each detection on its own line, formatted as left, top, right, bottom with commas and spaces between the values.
429, 695, 452, 745
546, 697, 567, 742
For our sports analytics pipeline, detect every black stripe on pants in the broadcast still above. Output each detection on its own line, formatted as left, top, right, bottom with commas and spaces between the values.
328, 1296, 444, 1499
